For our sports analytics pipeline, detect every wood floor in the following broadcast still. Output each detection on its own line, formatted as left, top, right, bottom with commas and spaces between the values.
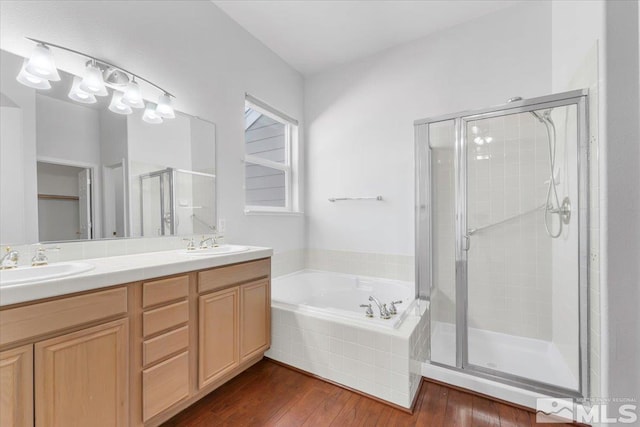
162, 359, 578, 427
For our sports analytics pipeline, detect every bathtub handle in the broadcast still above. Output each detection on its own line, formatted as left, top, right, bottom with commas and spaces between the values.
389, 300, 403, 315
359, 304, 374, 318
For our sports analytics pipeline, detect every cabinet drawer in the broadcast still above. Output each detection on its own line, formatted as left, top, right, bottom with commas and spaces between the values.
142, 351, 189, 422
143, 300, 188, 338
142, 275, 189, 308
198, 258, 270, 294
0, 287, 127, 346
143, 325, 189, 367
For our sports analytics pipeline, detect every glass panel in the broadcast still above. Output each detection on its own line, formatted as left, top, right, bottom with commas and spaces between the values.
465, 105, 580, 391
245, 163, 286, 207
173, 170, 216, 235
245, 107, 287, 163
428, 119, 457, 367
140, 175, 163, 237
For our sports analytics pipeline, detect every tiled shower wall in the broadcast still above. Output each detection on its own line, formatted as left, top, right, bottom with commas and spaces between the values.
466, 113, 553, 340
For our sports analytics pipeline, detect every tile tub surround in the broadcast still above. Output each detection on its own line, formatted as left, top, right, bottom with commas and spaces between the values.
0, 245, 272, 306
266, 301, 429, 409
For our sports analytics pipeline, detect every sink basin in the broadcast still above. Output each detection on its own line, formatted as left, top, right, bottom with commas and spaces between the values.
0, 262, 95, 287
183, 245, 250, 256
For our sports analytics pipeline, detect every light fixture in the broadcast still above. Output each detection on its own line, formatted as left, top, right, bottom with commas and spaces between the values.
79, 62, 108, 96
108, 91, 133, 115
24, 43, 60, 81
17, 37, 176, 124
142, 103, 163, 124
68, 76, 97, 104
16, 59, 51, 90
156, 93, 175, 119
122, 79, 145, 108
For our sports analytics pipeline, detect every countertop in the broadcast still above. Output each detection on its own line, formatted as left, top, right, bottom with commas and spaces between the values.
0, 246, 273, 307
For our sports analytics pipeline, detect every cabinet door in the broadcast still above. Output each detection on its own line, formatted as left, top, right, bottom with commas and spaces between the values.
35, 318, 128, 427
198, 287, 238, 389
0, 345, 33, 427
240, 279, 270, 361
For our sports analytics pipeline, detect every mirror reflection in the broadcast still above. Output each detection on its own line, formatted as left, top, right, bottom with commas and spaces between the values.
0, 50, 216, 245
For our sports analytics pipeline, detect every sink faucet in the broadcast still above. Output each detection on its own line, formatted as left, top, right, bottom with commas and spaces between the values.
199, 234, 218, 249
369, 295, 391, 319
31, 247, 49, 266
1, 247, 19, 270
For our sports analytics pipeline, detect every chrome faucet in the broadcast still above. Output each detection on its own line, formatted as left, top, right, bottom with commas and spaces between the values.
199, 235, 217, 249
31, 246, 54, 266
369, 296, 391, 319
1, 247, 19, 270
359, 303, 374, 318
389, 300, 403, 315
183, 238, 196, 251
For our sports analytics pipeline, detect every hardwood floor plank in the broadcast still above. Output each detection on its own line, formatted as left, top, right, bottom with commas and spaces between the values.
162, 360, 586, 427
497, 402, 533, 427
471, 395, 501, 427
301, 388, 352, 426
445, 389, 474, 427
414, 381, 449, 427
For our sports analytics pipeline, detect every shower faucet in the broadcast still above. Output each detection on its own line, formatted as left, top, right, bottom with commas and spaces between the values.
369, 296, 391, 319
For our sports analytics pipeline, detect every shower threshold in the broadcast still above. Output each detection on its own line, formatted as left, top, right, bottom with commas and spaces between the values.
430, 322, 578, 391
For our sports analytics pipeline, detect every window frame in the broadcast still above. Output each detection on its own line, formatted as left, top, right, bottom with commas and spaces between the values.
243, 96, 299, 214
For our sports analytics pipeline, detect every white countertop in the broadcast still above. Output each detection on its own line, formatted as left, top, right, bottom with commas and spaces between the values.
0, 246, 273, 307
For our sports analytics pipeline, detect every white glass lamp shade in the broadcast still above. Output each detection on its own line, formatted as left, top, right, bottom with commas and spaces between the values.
16, 59, 51, 90
25, 44, 60, 81
108, 91, 133, 115
122, 80, 145, 108
156, 93, 175, 119
142, 103, 163, 124
68, 76, 97, 104
79, 63, 108, 96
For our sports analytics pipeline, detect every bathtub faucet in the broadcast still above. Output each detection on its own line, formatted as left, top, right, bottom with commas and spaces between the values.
369, 296, 391, 319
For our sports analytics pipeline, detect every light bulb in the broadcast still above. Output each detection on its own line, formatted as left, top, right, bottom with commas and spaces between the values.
68, 76, 97, 104
122, 79, 145, 108
79, 62, 108, 96
156, 93, 175, 119
16, 59, 51, 90
142, 103, 163, 124
24, 44, 60, 81
108, 91, 133, 115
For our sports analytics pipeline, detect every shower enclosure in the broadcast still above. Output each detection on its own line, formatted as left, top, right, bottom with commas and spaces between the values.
415, 90, 589, 397
139, 168, 216, 237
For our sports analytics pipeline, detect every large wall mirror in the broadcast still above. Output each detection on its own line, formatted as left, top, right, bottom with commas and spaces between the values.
0, 50, 216, 245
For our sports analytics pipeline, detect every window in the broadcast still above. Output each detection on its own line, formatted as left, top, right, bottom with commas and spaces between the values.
244, 95, 299, 213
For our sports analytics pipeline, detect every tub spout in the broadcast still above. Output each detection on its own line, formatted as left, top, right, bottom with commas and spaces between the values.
369, 296, 391, 319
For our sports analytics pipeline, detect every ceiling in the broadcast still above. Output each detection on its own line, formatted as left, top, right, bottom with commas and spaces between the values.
213, 0, 520, 75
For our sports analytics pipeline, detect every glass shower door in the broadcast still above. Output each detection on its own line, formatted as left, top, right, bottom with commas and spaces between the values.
462, 103, 583, 393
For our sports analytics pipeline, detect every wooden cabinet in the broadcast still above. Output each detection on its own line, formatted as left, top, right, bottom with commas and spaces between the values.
198, 287, 239, 388
240, 279, 270, 361
198, 263, 270, 391
35, 318, 128, 427
0, 345, 33, 427
0, 257, 271, 427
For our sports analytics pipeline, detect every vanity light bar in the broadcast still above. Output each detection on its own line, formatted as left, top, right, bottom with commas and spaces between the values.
17, 37, 175, 123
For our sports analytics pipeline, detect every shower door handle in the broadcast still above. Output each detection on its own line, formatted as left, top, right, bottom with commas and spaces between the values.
462, 234, 471, 251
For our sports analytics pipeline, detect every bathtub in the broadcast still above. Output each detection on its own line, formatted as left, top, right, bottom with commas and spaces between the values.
271, 270, 417, 329
266, 269, 430, 409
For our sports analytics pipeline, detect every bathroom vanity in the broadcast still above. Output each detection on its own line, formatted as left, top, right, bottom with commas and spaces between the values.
0, 247, 272, 427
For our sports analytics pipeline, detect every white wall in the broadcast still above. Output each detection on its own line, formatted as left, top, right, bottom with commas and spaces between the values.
602, 0, 640, 411
0, 50, 38, 244
0, 0, 305, 254
304, 1, 552, 258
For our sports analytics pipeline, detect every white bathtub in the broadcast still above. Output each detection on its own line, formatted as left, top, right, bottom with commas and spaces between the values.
266, 269, 429, 409
271, 270, 417, 329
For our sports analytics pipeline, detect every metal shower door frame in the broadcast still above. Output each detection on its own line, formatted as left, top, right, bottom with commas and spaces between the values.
139, 168, 176, 236
416, 89, 590, 398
